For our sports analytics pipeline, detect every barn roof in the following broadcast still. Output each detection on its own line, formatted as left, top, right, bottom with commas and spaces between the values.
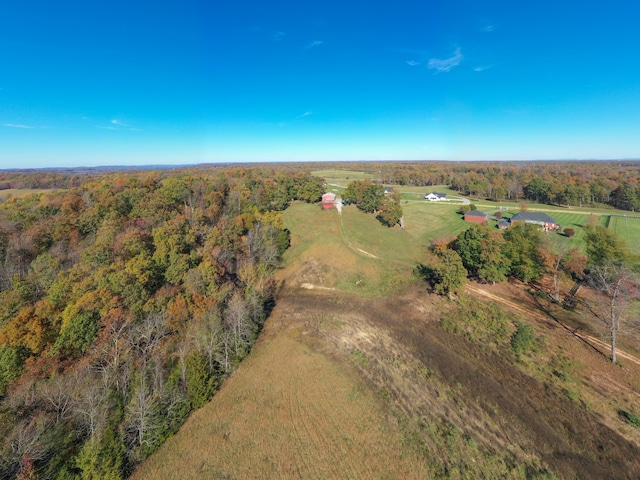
510, 212, 557, 224
464, 210, 488, 218
322, 192, 336, 201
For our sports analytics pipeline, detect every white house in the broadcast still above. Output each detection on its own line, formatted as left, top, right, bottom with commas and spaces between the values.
424, 192, 447, 201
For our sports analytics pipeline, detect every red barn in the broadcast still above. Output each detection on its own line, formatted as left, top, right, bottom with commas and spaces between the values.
464, 210, 488, 223
322, 192, 336, 209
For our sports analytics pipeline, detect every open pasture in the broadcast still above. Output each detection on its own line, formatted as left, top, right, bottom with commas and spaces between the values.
313, 169, 373, 187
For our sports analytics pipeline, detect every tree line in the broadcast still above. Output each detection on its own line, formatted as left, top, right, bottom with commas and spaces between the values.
0, 166, 324, 478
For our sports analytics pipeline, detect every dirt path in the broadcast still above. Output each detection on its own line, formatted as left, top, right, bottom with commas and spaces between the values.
337, 209, 379, 259
464, 283, 640, 366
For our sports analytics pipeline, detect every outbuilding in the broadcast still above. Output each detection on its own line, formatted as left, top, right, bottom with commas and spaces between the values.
321, 192, 337, 209
464, 210, 488, 223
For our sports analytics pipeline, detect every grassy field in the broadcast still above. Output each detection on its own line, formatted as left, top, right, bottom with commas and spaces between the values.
279, 202, 419, 296
132, 332, 427, 480
609, 215, 640, 250
313, 169, 374, 186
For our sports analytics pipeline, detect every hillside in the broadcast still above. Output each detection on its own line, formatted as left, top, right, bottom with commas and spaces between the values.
134, 202, 640, 479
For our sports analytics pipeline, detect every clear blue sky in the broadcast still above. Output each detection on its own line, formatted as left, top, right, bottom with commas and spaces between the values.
1, 0, 639, 168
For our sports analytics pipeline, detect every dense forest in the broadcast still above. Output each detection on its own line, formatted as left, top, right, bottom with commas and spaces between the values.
0, 166, 324, 478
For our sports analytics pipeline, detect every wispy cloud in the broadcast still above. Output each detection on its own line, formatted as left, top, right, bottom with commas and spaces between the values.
481, 24, 496, 33
406, 60, 420, 66
3, 123, 34, 129
295, 111, 313, 120
305, 40, 325, 49
428, 48, 463, 73
474, 65, 492, 72
96, 118, 140, 131
274, 31, 286, 41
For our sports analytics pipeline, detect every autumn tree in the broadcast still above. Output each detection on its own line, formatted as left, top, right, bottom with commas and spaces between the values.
540, 236, 587, 302
418, 246, 467, 299
452, 224, 510, 283
502, 223, 545, 283
584, 225, 639, 363
377, 191, 404, 227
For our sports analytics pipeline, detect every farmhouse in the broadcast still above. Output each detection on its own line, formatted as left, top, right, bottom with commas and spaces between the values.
321, 192, 336, 209
510, 212, 558, 230
425, 192, 447, 201
464, 210, 488, 223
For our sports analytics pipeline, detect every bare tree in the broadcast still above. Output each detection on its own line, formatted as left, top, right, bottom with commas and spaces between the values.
130, 312, 168, 359
40, 374, 76, 424
541, 236, 587, 302
192, 308, 224, 373
9, 416, 51, 471
586, 263, 640, 364
72, 369, 107, 439
125, 373, 159, 454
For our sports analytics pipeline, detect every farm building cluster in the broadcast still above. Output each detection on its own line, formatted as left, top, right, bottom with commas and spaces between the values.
464, 210, 559, 232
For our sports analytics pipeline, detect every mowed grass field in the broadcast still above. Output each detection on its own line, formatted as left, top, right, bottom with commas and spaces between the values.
132, 328, 427, 480
280, 202, 419, 295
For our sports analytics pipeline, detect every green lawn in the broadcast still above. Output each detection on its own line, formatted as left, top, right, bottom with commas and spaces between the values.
609, 215, 640, 250
402, 202, 470, 245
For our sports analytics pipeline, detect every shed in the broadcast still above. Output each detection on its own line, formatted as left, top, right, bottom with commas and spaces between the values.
464, 210, 488, 223
321, 192, 337, 210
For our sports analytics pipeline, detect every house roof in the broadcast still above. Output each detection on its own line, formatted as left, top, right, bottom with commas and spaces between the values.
464, 210, 488, 218
427, 192, 447, 197
510, 212, 557, 224
322, 193, 336, 202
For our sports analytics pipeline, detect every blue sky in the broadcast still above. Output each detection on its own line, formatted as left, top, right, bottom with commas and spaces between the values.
1, 0, 639, 168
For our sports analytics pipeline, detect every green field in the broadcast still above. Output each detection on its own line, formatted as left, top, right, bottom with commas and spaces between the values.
609, 214, 640, 250
313, 169, 374, 186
